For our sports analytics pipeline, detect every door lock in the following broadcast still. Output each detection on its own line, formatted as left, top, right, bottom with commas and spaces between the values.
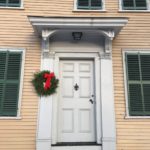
89, 99, 94, 104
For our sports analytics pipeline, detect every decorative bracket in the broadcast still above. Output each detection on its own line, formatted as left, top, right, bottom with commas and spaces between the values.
42, 29, 57, 53
98, 30, 115, 59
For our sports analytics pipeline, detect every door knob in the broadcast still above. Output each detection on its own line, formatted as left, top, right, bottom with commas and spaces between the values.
74, 83, 79, 91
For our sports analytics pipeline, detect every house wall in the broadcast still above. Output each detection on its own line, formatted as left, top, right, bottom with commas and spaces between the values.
0, 0, 150, 150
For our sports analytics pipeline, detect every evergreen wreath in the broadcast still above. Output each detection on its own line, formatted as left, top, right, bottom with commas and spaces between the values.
32, 70, 59, 96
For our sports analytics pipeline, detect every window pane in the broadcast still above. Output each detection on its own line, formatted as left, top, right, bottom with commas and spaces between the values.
0, 0, 6, 4
136, 0, 147, 7
78, 0, 89, 7
9, 0, 20, 4
143, 84, 150, 113
126, 54, 140, 81
91, 0, 101, 7
129, 84, 143, 115
123, 0, 134, 8
140, 55, 150, 80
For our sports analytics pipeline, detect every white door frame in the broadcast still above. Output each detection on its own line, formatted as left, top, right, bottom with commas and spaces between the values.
51, 52, 102, 145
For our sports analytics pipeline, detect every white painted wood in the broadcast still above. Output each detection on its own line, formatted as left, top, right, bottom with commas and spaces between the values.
100, 59, 116, 150
94, 57, 102, 144
58, 60, 96, 142
36, 51, 54, 150
52, 146, 101, 150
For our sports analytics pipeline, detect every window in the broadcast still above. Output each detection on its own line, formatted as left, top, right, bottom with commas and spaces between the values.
125, 53, 150, 116
77, 0, 102, 10
0, 50, 22, 116
0, 0, 21, 7
122, 0, 147, 10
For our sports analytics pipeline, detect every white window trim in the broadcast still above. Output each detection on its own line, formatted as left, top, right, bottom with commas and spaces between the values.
73, 0, 106, 11
123, 49, 150, 119
0, 48, 25, 119
0, 0, 24, 9
119, 0, 150, 12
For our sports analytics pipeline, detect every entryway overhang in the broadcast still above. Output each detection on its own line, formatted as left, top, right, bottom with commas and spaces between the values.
29, 17, 128, 36
29, 17, 128, 57
28, 17, 128, 150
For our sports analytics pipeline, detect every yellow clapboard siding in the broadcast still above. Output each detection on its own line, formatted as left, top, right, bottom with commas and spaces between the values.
0, 0, 150, 150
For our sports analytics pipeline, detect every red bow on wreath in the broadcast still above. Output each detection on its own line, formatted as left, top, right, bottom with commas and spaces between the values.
44, 72, 55, 90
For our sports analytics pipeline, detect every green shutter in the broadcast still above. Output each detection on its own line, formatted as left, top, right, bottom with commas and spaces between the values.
0, 0, 21, 7
0, 51, 22, 116
126, 53, 150, 116
122, 0, 147, 10
77, 0, 102, 9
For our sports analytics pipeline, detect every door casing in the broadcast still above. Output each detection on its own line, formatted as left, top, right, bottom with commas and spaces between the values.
51, 52, 102, 145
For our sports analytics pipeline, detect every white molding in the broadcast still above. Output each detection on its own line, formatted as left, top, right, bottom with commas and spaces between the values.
29, 17, 128, 37
0, 117, 22, 120
100, 59, 116, 150
0, 48, 25, 118
122, 49, 150, 119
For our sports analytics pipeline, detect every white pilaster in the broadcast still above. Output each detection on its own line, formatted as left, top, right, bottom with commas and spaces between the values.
36, 30, 56, 150
100, 58, 116, 150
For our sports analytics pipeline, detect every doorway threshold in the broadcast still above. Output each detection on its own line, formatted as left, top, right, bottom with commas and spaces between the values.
52, 142, 101, 146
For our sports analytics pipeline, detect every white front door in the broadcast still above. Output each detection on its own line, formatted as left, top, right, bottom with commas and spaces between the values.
58, 60, 96, 142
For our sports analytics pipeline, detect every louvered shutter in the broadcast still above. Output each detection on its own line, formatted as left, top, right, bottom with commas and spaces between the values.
126, 53, 150, 116
0, 51, 22, 116
126, 54, 143, 115
122, 0, 147, 10
140, 55, 150, 114
0, 52, 7, 115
